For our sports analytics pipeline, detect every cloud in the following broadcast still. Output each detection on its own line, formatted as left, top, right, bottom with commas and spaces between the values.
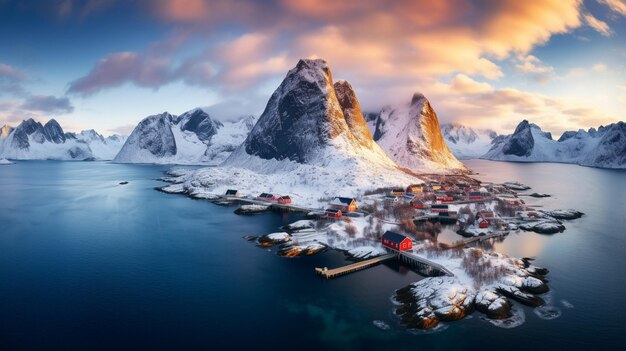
0, 62, 28, 95
21, 95, 74, 114
515, 55, 554, 74
591, 62, 608, 72
447, 74, 494, 94
430, 76, 614, 135
107, 123, 136, 136
598, 0, 626, 17
583, 13, 612, 36
67, 31, 214, 96
73, 0, 588, 96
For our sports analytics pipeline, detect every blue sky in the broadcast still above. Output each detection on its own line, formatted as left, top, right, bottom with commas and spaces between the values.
1, 0, 625, 136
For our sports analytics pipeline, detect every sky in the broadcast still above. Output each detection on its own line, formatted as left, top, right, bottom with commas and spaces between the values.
1, 0, 625, 137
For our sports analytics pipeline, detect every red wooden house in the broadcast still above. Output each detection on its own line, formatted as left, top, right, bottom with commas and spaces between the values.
257, 193, 276, 201
410, 200, 425, 209
277, 196, 292, 204
325, 208, 342, 218
382, 231, 413, 251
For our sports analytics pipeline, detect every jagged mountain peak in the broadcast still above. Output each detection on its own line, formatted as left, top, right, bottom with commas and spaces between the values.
236, 58, 362, 164
333, 79, 373, 147
371, 93, 466, 172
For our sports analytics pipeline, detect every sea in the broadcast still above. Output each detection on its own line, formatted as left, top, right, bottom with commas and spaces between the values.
1, 160, 625, 350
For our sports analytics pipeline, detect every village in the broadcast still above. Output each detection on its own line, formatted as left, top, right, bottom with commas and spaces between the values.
158, 172, 583, 330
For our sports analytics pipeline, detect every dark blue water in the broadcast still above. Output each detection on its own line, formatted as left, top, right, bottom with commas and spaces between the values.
1, 160, 624, 350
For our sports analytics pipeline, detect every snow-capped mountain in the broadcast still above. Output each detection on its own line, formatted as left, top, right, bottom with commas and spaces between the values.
483, 120, 626, 169
0, 118, 125, 160
226, 58, 398, 169
174, 59, 424, 206
71, 129, 127, 160
370, 93, 467, 173
113, 108, 256, 164
440, 123, 498, 159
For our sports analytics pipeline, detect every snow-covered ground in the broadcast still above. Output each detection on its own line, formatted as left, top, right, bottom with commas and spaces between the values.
0, 158, 14, 165
162, 151, 423, 209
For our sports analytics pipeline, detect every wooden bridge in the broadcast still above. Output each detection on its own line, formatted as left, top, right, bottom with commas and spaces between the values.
315, 253, 396, 278
315, 250, 455, 279
396, 251, 455, 277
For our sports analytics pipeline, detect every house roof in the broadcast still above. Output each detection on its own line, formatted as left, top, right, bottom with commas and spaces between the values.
225, 189, 238, 194
279, 195, 291, 199
431, 204, 449, 209
382, 231, 410, 244
259, 193, 274, 198
469, 192, 482, 196
325, 208, 341, 213
331, 197, 355, 205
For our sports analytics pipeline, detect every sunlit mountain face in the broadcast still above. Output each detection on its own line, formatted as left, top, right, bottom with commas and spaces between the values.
1, 0, 625, 138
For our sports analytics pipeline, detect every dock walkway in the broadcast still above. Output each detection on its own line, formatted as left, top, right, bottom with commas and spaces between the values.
315, 253, 396, 279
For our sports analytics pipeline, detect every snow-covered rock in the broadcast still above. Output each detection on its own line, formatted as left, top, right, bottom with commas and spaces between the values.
113, 108, 256, 165
394, 246, 550, 329
371, 94, 467, 173
0, 158, 13, 165
440, 123, 498, 159
0, 118, 123, 160
483, 120, 626, 169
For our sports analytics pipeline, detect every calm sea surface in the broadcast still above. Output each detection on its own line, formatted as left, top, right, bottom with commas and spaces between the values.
1, 160, 625, 350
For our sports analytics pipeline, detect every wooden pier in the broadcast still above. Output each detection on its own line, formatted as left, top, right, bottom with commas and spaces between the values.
315, 251, 455, 279
315, 253, 396, 279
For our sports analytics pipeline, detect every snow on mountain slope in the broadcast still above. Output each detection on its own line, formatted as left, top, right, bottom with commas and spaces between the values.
71, 129, 127, 160
371, 93, 467, 173
113, 109, 256, 165
440, 123, 498, 159
227, 58, 400, 169
483, 120, 626, 169
171, 59, 423, 207
0, 119, 93, 160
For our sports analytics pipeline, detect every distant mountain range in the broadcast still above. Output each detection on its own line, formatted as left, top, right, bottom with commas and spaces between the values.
114, 108, 256, 165
483, 120, 626, 168
0, 118, 125, 160
2, 58, 623, 170
439, 124, 498, 160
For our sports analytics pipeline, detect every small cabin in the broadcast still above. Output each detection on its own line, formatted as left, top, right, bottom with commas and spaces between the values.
436, 194, 454, 202
410, 200, 424, 209
225, 189, 240, 197
384, 195, 400, 203
390, 188, 405, 196
257, 193, 276, 201
478, 217, 489, 228
406, 184, 423, 194
430, 183, 442, 191
325, 208, 343, 218
381, 231, 413, 251
468, 192, 482, 201
329, 197, 357, 212
277, 195, 292, 204
431, 204, 449, 213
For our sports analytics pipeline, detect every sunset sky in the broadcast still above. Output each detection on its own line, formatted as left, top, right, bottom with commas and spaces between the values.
1, 0, 625, 137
